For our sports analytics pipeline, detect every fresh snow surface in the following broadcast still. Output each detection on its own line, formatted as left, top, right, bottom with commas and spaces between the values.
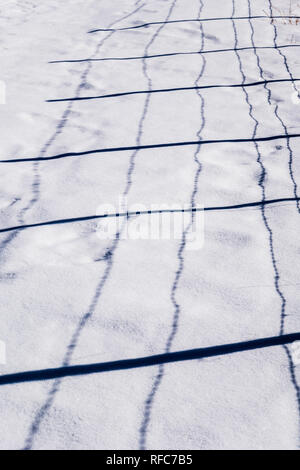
1, 0, 300, 450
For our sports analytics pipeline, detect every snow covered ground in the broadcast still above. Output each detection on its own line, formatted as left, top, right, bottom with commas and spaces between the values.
1, 0, 300, 450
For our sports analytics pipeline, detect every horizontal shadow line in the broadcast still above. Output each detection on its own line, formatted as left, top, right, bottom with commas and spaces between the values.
49, 44, 300, 64
1, 332, 299, 386
2, 134, 300, 163
0, 197, 299, 234
88, 16, 300, 33
46, 78, 300, 103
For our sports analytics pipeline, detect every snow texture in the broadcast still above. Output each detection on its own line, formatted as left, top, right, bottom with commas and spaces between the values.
0, 0, 300, 450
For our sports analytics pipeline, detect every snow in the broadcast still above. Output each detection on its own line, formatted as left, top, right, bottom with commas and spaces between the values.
0, 0, 300, 450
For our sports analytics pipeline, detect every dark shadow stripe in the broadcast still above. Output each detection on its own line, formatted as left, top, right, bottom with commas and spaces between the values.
264, 1, 300, 425
1, 332, 299, 386
49, 44, 300, 64
139, 0, 207, 450
2, 134, 300, 163
23, 0, 177, 451
46, 78, 300, 103
1, 197, 299, 234
88, 16, 300, 33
